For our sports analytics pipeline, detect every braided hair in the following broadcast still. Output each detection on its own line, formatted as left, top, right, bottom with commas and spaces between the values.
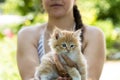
73, 5, 84, 43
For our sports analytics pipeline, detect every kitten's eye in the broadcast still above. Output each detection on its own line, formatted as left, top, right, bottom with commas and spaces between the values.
70, 45, 74, 48
62, 44, 66, 47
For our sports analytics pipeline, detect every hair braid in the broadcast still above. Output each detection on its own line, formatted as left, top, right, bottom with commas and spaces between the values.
73, 5, 84, 43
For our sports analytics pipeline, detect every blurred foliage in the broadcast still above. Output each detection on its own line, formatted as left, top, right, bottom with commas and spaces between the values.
77, 0, 98, 25
95, 0, 120, 26
0, 0, 43, 15
0, 0, 5, 3
16, 0, 44, 15
78, 0, 120, 55
0, 36, 21, 80
0, 0, 20, 14
0, 0, 120, 80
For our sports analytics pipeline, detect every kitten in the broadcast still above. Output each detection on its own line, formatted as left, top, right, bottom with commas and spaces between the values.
34, 28, 87, 80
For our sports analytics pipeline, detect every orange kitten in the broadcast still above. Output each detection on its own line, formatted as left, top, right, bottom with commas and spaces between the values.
34, 28, 87, 80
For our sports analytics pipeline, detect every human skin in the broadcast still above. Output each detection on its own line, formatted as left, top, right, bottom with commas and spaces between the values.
17, 0, 106, 80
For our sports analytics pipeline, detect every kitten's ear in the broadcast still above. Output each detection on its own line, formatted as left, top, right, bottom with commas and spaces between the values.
53, 27, 63, 40
74, 29, 81, 38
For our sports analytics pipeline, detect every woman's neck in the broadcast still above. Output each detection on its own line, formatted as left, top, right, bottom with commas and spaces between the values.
46, 14, 75, 33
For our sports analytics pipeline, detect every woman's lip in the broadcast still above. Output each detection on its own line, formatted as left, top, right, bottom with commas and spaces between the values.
50, 4, 63, 7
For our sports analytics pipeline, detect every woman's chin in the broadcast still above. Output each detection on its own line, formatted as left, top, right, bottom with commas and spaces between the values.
49, 13, 66, 19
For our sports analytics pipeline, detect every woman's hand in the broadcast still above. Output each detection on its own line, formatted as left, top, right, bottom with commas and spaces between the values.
53, 54, 77, 80
61, 54, 78, 68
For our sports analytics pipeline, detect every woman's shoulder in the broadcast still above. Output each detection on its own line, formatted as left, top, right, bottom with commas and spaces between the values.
18, 23, 46, 38
17, 23, 47, 45
18, 23, 46, 34
84, 25, 105, 41
85, 25, 104, 34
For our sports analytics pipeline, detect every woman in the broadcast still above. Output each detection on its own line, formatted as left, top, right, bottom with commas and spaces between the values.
17, 0, 106, 80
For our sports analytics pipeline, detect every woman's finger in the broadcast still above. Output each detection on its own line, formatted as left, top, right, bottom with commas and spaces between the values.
57, 77, 63, 80
61, 54, 77, 68
53, 54, 67, 76
57, 76, 72, 80
54, 54, 64, 71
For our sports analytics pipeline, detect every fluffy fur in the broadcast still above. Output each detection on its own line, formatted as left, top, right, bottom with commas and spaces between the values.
34, 28, 87, 80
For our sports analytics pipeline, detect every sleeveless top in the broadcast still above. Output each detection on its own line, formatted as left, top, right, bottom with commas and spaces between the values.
37, 33, 45, 62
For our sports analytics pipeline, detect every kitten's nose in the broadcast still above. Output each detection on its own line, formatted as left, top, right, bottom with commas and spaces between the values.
67, 49, 70, 53
66, 48, 70, 53
67, 50, 70, 53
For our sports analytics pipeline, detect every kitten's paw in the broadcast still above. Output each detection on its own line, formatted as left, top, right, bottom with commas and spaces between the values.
81, 75, 87, 80
72, 77, 81, 80
67, 67, 81, 80
40, 76, 48, 80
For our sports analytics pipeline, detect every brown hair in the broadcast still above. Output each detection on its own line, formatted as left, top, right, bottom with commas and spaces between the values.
73, 5, 84, 43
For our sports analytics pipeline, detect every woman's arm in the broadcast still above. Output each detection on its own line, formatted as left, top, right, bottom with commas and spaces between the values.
83, 27, 106, 80
17, 28, 39, 80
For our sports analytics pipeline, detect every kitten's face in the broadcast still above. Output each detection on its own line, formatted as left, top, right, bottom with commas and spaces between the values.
49, 28, 81, 54
55, 38, 78, 54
